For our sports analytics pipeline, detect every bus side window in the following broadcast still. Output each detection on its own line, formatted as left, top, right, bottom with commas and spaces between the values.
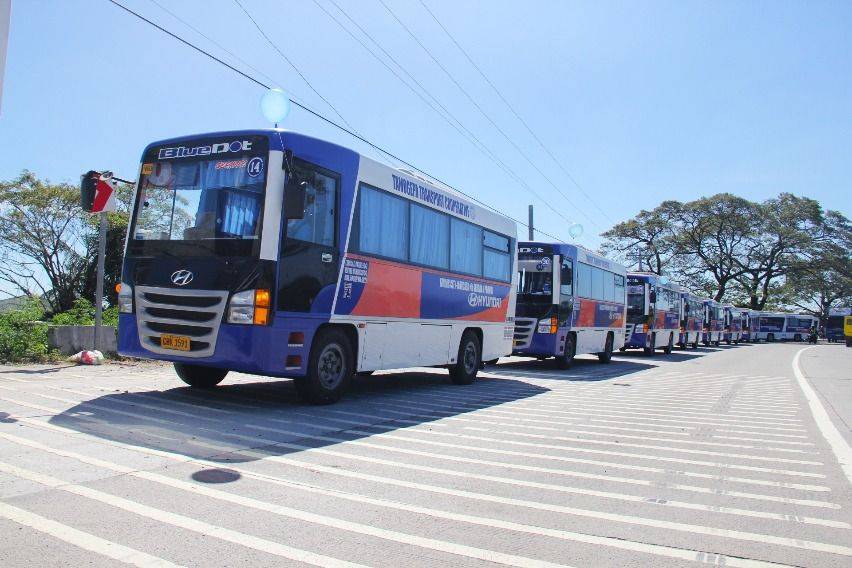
560, 260, 573, 296
287, 166, 337, 246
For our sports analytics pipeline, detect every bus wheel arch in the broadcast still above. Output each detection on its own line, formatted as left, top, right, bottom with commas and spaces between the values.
295, 325, 356, 405
556, 332, 577, 369
450, 328, 482, 385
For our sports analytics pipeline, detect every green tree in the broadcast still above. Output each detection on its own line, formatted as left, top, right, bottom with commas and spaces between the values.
0, 171, 133, 314
600, 201, 680, 275
668, 194, 756, 301
732, 194, 830, 310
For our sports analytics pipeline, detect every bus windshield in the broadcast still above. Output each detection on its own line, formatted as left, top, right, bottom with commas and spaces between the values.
626, 283, 645, 316
133, 151, 268, 242
517, 258, 553, 300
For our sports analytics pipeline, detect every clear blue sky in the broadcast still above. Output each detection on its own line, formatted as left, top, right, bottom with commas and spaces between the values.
1, 0, 849, 252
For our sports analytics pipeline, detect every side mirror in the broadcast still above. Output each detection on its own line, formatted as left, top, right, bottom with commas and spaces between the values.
649, 290, 657, 303
284, 180, 307, 219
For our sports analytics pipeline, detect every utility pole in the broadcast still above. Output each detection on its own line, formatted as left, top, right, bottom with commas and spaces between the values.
81, 171, 118, 352
527, 205, 534, 240
94, 212, 107, 351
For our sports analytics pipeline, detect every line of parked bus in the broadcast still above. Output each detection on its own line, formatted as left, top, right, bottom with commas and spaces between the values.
112, 129, 826, 404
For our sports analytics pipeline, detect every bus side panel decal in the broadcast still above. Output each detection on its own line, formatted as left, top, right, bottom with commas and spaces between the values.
573, 299, 625, 328
420, 273, 509, 322
348, 260, 421, 318
335, 255, 509, 322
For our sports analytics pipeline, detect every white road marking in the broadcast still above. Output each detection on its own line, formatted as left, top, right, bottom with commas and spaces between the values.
0, 502, 183, 567
2, 418, 794, 568
793, 346, 852, 486
0, 461, 371, 568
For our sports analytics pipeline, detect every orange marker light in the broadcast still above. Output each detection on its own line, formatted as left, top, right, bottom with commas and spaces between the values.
550, 316, 558, 334
253, 307, 269, 325
115, 283, 122, 294
255, 289, 270, 308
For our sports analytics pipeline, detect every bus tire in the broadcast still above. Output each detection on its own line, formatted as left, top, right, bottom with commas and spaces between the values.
598, 333, 614, 363
174, 363, 228, 388
643, 334, 656, 356
296, 329, 353, 405
556, 334, 576, 369
691, 338, 699, 349
767, 333, 775, 342
450, 331, 481, 385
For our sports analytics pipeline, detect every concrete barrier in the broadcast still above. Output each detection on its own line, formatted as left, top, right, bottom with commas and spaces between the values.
47, 325, 117, 355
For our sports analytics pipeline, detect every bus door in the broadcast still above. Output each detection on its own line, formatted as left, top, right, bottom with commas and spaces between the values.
277, 159, 341, 314
557, 256, 573, 328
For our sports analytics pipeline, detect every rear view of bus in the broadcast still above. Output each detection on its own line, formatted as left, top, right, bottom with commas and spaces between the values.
513, 243, 626, 368
826, 308, 851, 342
118, 129, 517, 403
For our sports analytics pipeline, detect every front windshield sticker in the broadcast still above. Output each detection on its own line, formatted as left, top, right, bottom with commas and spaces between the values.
247, 157, 264, 177
157, 140, 254, 160
135, 150, 266, 242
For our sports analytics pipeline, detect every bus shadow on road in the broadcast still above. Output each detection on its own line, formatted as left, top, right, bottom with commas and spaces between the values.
49, 371, 548, 465
487, 356, 656, 381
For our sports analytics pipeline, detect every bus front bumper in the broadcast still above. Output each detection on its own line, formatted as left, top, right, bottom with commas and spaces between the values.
117, 313, 321, 377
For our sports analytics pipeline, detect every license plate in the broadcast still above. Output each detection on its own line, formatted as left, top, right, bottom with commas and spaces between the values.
160, 334, 191, 351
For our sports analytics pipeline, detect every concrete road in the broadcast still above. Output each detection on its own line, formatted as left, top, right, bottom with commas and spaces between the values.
0, 342, 850, 567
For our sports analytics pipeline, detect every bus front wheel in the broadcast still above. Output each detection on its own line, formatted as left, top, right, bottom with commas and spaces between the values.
296, 329, 353, 405
556, 334, 576, 369
174, 363, 228, 388
643, 334, 656, 356
450, 331, 481, 385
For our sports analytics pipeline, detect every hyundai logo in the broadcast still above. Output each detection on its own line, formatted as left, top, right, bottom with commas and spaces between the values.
170, 270, 194, 286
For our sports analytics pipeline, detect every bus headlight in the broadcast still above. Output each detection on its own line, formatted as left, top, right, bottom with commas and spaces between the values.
227, 289, 271, 325
117, 283, 133, 313
228, 290, 255, 324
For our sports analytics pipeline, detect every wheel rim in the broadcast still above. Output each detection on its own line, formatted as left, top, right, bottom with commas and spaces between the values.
317, 343, 345, 390
462, 341, 478, 374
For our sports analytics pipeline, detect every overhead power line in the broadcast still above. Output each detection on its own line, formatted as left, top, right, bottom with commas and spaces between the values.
103, 0, 567, 243
314, 0, 577, 230
417, 0, 615, 225
377, 0, 599, 231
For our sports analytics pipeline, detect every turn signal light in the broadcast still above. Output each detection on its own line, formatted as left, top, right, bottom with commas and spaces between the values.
115, 283, 122, 294
255, 289, 270, 308
550, 316, 558, 334
253, 307, 269, 325
642, 324, 649, 333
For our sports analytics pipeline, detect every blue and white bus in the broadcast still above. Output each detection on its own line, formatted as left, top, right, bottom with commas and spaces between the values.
740, 309, 756, 342
702, 299, 724, 346
752, 312, 786, 341
827, 308, 852, 342
118, 130, 517, 403
678, 291, 703, 349
513, 243, 626, 368
783, 314, 818, 341
623, 273, 681, 354
722, 304, 743, 344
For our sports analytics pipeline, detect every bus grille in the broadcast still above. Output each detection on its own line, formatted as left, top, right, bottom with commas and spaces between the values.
135, 286, 228, 358
513, 317, 536, 349
625, 323, 635, 342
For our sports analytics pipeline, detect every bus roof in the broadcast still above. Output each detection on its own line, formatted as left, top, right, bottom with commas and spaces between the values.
142, 129, 516, 237
520, 242, 626, 275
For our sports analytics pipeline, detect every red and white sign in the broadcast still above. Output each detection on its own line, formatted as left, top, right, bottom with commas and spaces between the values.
91, 174, 118, 213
